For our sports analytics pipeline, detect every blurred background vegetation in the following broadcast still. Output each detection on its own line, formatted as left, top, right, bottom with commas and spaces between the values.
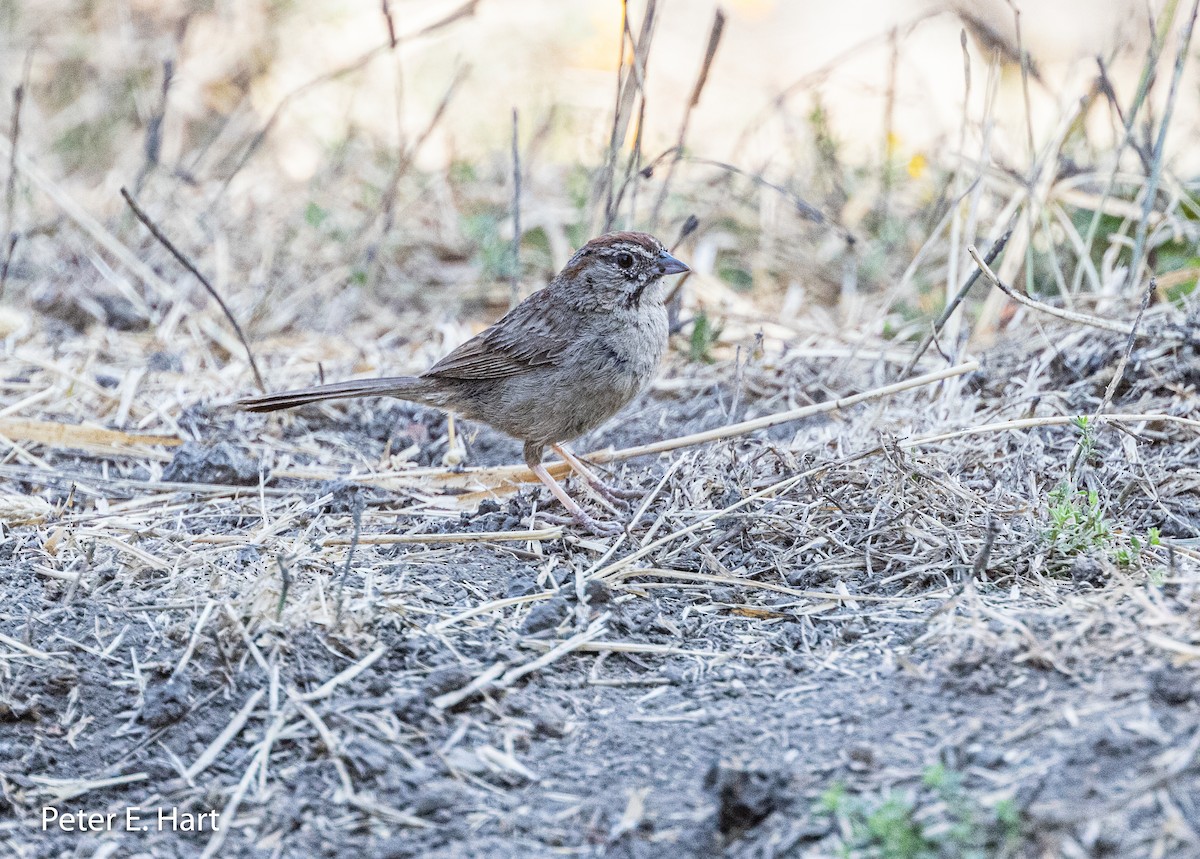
1, 0, 1197, 365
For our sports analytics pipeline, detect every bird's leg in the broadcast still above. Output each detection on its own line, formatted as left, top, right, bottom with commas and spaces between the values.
524, 441, 621, 535
552, 444, 642, 502
554, 451, 621, 514
442, 414, 466, 467
528, 462, 622, 537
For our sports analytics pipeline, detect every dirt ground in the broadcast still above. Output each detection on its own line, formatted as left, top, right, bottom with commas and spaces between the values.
2, 302, 1200, 859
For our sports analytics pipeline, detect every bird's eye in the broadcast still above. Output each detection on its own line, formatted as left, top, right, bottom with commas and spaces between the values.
616, 252, 634, 269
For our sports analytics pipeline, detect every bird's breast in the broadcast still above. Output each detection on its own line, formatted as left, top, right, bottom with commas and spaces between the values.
591, 303, 668, 391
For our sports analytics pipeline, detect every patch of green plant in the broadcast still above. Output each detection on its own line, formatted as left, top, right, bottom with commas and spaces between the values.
1045, 483, 1112, 565
716, 254, 753, 291
808, 96, 841, 175
121, 65, 157, 102
518, 225, 554, 276
688, 310, 720, 363
54, 118, 119, 173
816, 765, 1021, 858
1152, 242, 1200, 306
268, 0, 299, 19
565, 164, 592, 213
447, 159, 477, 185
0, 0, 18, 33
860, 208, 907, 252
1161, 277, 1198, 305
884, 298, 931, 337
44, 56, 91, 110
1064, 414, 1097, 477
1116, 527, 1160, 567
564, 221, 588, 253
301, 200, 348, 242
461, 212, 515, 281
858, 239, 894, 287
304, 202, 329, 228
1046, 417, 1160, 571
1069, 207, 1126, 274
1066, 207, 1200, 305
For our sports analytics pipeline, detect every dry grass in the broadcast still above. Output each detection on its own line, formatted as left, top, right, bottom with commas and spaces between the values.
2, 1, 1200, 856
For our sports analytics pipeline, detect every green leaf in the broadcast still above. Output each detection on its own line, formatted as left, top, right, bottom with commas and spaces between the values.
305, 202, 329, 228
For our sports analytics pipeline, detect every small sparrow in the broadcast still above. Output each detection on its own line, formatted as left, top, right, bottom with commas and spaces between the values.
239, 231, 689, 534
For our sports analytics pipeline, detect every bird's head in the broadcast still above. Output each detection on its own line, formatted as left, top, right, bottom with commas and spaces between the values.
560, 230, 689, 308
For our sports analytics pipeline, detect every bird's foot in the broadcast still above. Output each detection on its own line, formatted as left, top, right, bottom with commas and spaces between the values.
551, 444, 643, 504
527, 460, 625, 537
531, 510, 623, 537
584, 480, 643, 503
575, 513, 624, 537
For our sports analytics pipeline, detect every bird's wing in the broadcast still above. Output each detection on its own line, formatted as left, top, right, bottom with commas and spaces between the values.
423, 289, 576, 381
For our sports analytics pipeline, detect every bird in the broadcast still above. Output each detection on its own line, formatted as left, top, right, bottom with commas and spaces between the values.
238, 231, 689, 535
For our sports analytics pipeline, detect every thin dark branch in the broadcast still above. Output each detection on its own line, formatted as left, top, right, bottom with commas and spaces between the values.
649, 7, 725, 230
400, 65, 466, 182
414, 0, 481, 37
681, 155, 857, 246
333, 491, 365, 626
969, 244, 1178, 340
1096, 276, 1157, 417
0, 234, 17, 303
1005, 0, 1035, 160
120, 187, 266, 392
609, 94, 647, 228
900, 229, 1012, 379
1070, 4, 1179, 292
599, 0, 658, 232
673, 215, 699, 251
635, 143, 679, 180
3, 83, 23, 243
381, 0, 398, 48
1, 78, 23, 304
4, 50, 31, 250
880, 26, 899, 213
510, 107, 521, 308
1094, 56, 1152, 171
1128, 0, 1199, 289
691, 156, 824, 223
135, 57, 175, 193
600, 0, 630, 230
276, 556, 291, 620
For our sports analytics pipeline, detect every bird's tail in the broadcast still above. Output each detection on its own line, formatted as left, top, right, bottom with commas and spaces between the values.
237, 376, 435, 412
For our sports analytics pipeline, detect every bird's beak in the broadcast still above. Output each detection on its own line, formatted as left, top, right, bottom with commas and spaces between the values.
656, 250, 690, 276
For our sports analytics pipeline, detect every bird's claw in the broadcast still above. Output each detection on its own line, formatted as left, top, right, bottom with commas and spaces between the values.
595, 483, 643, 502
576, 514, 624, 537
531, 511, 624, 537
573, 479, 643, 512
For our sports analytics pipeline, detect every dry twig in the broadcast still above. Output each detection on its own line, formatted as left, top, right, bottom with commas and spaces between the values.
120, 187, 266, 391
648, 7, 726, 229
